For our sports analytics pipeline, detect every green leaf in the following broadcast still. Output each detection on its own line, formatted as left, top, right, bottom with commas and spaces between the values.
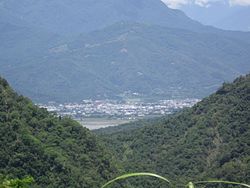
101, 172, 171, 188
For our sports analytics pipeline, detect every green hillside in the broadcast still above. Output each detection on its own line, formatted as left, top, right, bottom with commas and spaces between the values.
99, 74, 250, 187
0, 77, 118, 187
0, 73, 249, 187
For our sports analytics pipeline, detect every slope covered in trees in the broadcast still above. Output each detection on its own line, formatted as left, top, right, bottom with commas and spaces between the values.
99, 74, 250, 187
0, 73, 249, 188
0, 77, 118, 187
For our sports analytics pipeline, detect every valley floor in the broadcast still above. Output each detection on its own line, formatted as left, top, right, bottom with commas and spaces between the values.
78, 118, 132, 130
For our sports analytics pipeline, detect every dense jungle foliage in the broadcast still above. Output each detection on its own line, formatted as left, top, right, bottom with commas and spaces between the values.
0, 74, 249, 188
99, 74, 250, 187
0, 77, 118, 188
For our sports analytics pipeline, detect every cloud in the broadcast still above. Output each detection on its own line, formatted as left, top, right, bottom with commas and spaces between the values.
229, 0, 250, 6
161, 0, 250, 8
161, 0, 189, 8
194, 0, 222, 7
161, 0, 224, 8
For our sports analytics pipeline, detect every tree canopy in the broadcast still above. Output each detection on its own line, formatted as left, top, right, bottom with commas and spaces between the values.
99, 74, 250, 187
0, 77, 118, 187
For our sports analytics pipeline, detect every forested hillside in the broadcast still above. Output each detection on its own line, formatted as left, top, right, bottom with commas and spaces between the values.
99, 74, 250, 187
0, 73, 249, 188
0, 77, 118, 187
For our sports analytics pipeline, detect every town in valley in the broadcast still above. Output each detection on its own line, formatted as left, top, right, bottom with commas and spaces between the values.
39, 98, 200, 129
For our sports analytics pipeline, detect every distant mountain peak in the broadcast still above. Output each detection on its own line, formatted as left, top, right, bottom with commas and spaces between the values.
0, 0, 202, 35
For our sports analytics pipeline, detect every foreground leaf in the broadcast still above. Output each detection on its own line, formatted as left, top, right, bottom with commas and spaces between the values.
101, 172, 171, 188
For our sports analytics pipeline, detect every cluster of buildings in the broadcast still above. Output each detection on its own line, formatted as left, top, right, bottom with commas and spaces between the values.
39, 98, 200, 120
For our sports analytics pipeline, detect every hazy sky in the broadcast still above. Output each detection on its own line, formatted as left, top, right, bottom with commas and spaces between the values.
161, 0, 250, 8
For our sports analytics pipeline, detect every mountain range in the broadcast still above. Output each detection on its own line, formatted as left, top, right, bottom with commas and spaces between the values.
0, 0, 203, 35
180, 4, 250, 31
0, 0, 250, 102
